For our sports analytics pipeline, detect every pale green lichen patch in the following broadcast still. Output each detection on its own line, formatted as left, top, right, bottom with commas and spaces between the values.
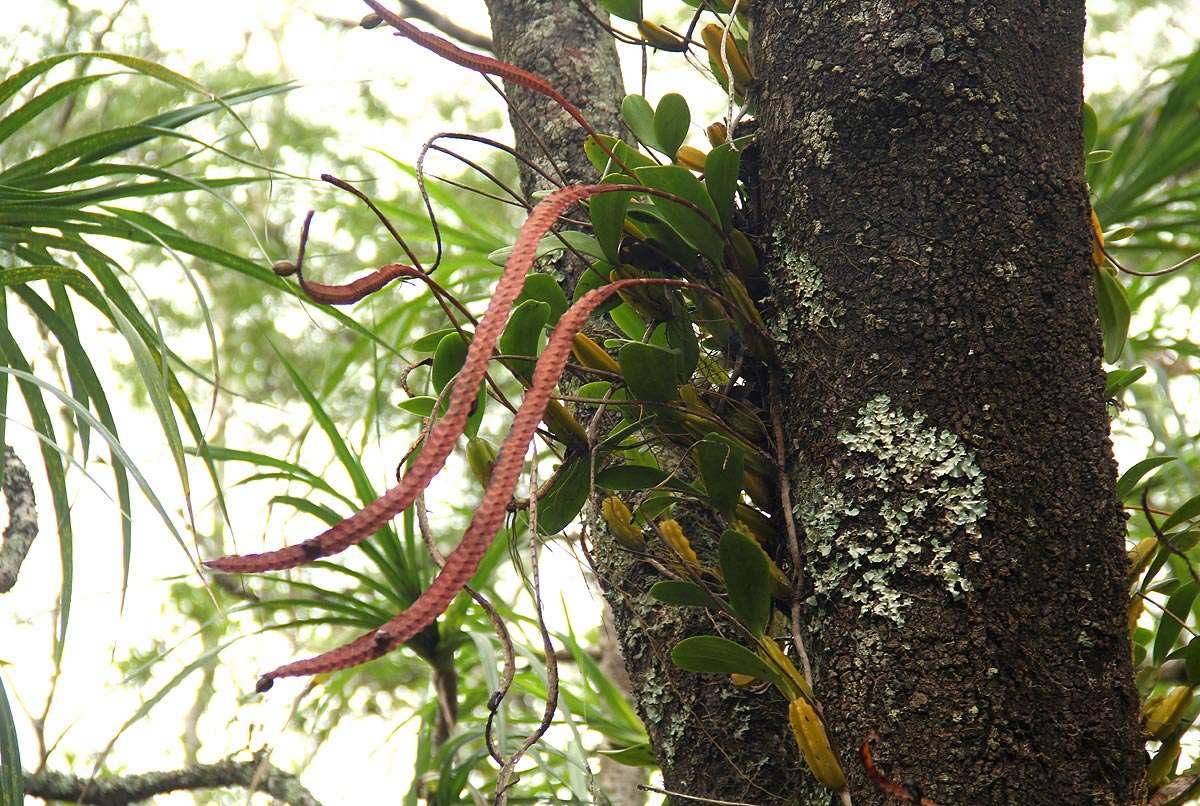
799, 109, 835, 168
770, 248, 844, 335
795, 396, 987, 625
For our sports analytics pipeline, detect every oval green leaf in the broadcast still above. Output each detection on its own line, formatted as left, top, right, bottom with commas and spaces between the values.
718, 530, 770, 635
619, 341, 682, 402
654, 93, 691, 158
633, 165, 724, 266
650, 580, 723, 609
536, 455, 592, 535
670, 635, 779, 683
703, 143, 740, 230
621, 94, 659, 151
1154, 581, 1199, 665
597, 463, 669, 491
698, 436, 744, 518
1094, 268, 1129, 364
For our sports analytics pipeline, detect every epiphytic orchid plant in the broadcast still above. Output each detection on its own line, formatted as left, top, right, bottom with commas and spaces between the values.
203, 1, 853, 799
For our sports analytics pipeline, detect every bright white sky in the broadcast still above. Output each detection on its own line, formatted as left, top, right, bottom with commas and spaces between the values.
1, 1, 1198, 804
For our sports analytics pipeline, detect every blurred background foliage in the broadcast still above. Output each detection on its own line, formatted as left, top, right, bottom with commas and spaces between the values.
1, 0, 1199, 803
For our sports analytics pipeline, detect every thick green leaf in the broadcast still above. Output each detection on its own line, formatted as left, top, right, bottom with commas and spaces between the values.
590, 175, 635, 263
698, 436, 744, 518
596, 464, 669, 491
0, 676, 22, 806
621, 95, 660, 151
628, 206, 700, 270
633, 165, 725, 265
618, 342, 681, 402
398, 396, 438, 417
487, 230, 605, 269
597, 742, 658, 768
609, 302, 646, 340
704, 143, 741, 231
670, 635, 779, 682
600, 0, 642, 22
516, 273, 569, 323
431, 332, 470, 394
1163, 494, 1200, 532
649, 580, 722, 609
665, 316, 699, 380
1186, 637, 1200, 685
537, 455, 591, 535
1105, 366, 1146, 398
1083, 102, 1098, 153
654, 93, 691, 158
1094, 268, 1129, 363
718, 530, 770, 635
411, 328, 456, 352
584, 134, 655, 175
1155, 581, 1199, 664
577, 381, 612, 399
500, 299, 550, 382
571, 262, 620, 316
1115, 456, 1176, 500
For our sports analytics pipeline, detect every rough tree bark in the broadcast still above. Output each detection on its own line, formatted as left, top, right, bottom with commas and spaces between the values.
484, 1, 1144, 804
484, 0, 625, 201
753, 2, 1144, 804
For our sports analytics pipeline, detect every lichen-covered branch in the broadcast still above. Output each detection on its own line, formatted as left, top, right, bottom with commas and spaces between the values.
0, 447, 37, 594
23, 752, 323, 805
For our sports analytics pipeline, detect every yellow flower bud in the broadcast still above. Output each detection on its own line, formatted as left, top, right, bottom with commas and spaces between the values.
571, 332, 621, 376
706, 121, 729, 147
788, 698, 847, 792
658, 519, 700, 568
602, 496, 647, 550
638, 20, 688, 52
676, 145, 709, 173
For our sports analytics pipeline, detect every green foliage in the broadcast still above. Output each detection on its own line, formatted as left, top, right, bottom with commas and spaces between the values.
0, 677, 21, 806
670, 635, 779, 682
6, 5, 1200, 805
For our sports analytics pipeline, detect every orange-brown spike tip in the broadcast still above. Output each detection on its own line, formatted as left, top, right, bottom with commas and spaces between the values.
255, 676, 275, 693
203, 544, 311, 574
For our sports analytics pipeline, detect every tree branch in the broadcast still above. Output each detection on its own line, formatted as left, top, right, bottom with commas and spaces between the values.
326, 2, 493, 51
396, 1, 493, 51
0, 447, 37, 593
24, 752, 323, 806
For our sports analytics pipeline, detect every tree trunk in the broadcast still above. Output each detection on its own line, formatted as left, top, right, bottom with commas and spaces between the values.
483, 0, 625, 197
752, 2, 1145, 804
487, 1, 1144, 803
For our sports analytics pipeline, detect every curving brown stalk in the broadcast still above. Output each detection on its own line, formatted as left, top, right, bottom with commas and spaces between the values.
360, 0, 634, 176
251, 270, 696, 690
206, 185, 635, 577
273, 211, 424, 306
